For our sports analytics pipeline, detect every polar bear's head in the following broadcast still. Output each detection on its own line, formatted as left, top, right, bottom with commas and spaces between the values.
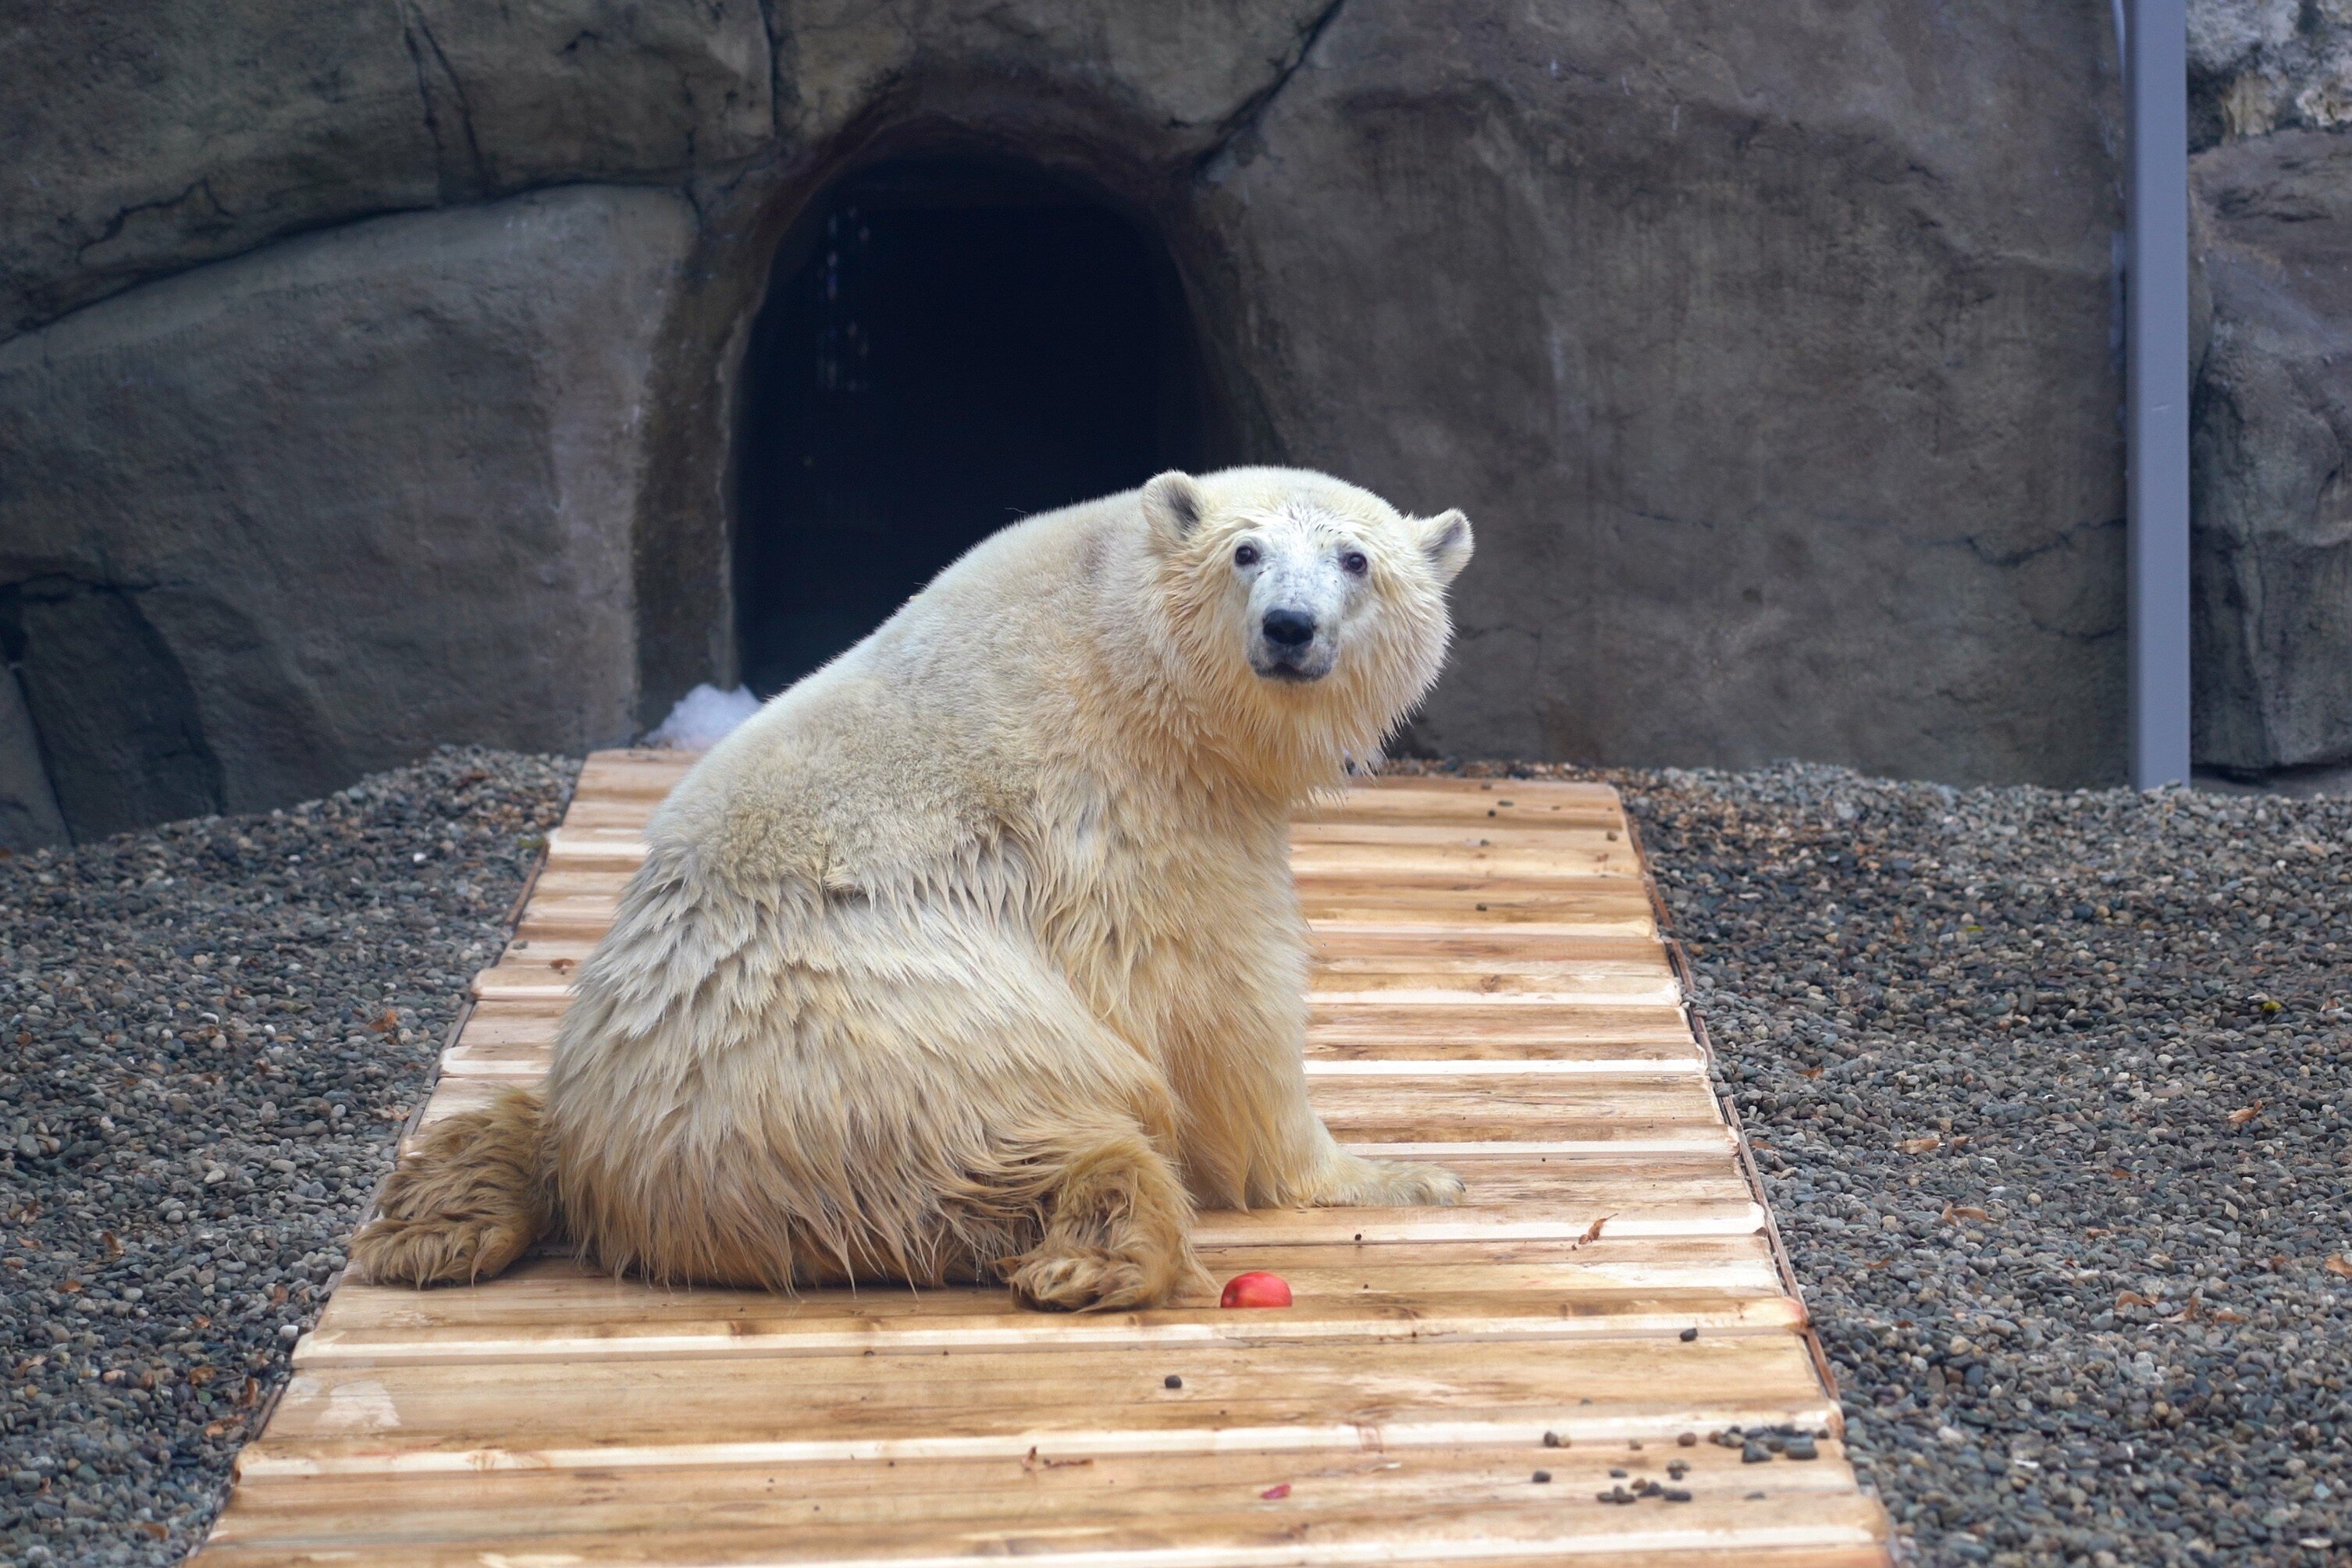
1139, 467, 1472, 780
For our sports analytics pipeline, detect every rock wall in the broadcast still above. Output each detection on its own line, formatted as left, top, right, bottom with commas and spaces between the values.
2190, 130, 2352, 775
0, 0, 767, 340
0, 187, 692, 841
4, 0, 2316, 831
1187, 5, 2127, 779
2190, 0, 2352, 144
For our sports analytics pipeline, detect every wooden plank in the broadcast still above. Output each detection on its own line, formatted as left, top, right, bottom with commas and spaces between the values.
519, 884, 1661, 945
572, 749, 697, 796
522, 880, 1653, 954
544, 824, 660, 869
1290, 823, 1630, 856
302, 1233, 1795, 1367
204, 1445, 1881, 1566
308, 1238, 1792, 1371
443, 996, 1703, 1059
404, 1086, 1749, 1222
236, 1332, 1840, 1477
1304, 1004, 1699, 1059
298, 1282, 1801, 1371
1297, 780, 1628, 830
194, 755, 1879, 1568
438, 998, 1706, 1083
555, 775, 1624, 835
1300, 877, 1656, 937
468, 934, 1679, 1008
1287, 840, 1639, 884
543, 820, 1645, 883
410, 1072, 1735, 1161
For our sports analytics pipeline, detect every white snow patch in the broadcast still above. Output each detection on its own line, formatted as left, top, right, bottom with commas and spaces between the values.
646, 684, 761, 750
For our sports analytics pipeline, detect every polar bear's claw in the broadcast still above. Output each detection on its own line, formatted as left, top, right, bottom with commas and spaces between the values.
1007, 1245, 1163, 1313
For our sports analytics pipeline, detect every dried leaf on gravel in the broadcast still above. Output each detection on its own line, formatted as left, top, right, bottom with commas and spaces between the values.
2325, 1255, 2352, 1279
2226, 1101, 2265, 1125
1898, 1135, 1941, 1155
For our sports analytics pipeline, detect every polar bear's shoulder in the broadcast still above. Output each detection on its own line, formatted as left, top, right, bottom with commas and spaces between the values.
642, 502, 1130, 893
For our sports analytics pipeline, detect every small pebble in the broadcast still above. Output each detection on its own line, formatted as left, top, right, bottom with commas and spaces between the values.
1678, 1326, 1699, 1342
1663, 1488, 1693, 1502
0, 748, 572, 1564
1395, 756, 2352, 1564
1163, 1374, 1182, 1389
1742, 1442, 1771, 1464
1532, 1470, 1550, 1484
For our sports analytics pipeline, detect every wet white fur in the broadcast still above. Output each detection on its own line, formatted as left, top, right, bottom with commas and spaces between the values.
517, 469, 1470, 1300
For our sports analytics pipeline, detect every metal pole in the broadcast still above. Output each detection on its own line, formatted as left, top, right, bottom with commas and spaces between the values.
2127, 0, 2191, 789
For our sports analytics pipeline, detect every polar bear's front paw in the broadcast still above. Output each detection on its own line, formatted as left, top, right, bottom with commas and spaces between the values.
1304, 1154, 1464, 1208
1004, 1238, 1190, 1313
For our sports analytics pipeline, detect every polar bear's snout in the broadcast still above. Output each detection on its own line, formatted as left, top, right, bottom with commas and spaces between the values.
1261, 607, 1317, 646
1237, 526, 1355, 684
1251, 601, 1332, 682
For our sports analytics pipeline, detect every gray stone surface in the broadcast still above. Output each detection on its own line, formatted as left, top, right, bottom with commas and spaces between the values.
1, 0, 2160, 815
1178, 2, 2130, 784
0, 186, 693, 838
0, 0, 767, 342
2190, 130, 2352, 776
635, 0, 2136, 787
0, 668, 69, 852
2190, 0, 2352, 144
768, 0, 1333, 152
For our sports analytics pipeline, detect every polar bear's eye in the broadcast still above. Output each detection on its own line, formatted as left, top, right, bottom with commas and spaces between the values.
1340, 549, 1370, 577
1233, 542, 1260, 567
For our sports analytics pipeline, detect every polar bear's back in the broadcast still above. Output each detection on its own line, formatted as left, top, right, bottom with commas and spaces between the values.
647, 490, 1143, 894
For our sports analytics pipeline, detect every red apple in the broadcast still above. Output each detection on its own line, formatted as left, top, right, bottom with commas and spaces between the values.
1219, 1271, 1293, 1308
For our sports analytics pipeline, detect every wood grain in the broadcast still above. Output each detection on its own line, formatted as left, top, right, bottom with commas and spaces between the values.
190, 757, 1884, 1566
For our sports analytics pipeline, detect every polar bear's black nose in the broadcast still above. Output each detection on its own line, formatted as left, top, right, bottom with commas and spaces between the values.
1262, 608, 1317, 648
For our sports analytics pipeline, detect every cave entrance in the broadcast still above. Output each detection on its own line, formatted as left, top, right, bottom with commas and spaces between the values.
733, 158, 1208, 696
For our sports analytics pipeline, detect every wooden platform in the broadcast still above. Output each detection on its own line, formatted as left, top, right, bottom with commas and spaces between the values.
197, 751, 1890, 1566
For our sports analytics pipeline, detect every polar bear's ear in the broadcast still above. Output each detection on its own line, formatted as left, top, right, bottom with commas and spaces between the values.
1420, 509, 1474, 584
1140, 471, 1206, 549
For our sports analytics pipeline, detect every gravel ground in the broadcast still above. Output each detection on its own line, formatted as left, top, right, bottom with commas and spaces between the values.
1418, 759, 2350, 1568
0, 748, 574, 1565
7, 744, 2347, 1566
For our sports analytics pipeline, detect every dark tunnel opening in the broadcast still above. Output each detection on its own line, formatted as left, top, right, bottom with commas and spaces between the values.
731, 158, 1208, 696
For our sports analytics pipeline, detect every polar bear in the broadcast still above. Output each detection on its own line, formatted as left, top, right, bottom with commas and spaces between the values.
353, 467, 1474, 1310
